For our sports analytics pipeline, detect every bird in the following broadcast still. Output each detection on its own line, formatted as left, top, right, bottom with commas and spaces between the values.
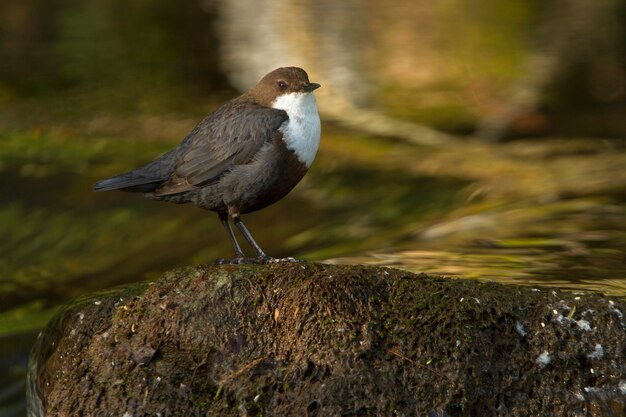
94, 67, 321, 264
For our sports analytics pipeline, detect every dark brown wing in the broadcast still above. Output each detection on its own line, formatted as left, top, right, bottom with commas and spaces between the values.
153, 96, 288, 196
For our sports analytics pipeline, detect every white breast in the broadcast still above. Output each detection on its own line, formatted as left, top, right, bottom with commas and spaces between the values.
271, 92, 321, 168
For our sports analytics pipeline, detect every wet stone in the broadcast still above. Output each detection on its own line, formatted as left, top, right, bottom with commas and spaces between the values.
27, 263, 625, 416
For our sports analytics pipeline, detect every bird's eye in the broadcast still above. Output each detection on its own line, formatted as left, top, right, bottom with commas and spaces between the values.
278, 81, 288, 89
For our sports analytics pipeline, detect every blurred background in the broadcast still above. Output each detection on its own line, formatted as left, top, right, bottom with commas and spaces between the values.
1, 0, 626, 414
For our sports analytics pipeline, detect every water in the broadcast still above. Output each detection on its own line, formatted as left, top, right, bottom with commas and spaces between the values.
2, 128, 626, 415
2, 131, 625, 310
2, 0, 626, 411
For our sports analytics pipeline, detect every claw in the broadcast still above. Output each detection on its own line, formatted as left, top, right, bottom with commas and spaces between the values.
215, 257, 263, 265
215, 257, 303, 265
261, 257, 303, 264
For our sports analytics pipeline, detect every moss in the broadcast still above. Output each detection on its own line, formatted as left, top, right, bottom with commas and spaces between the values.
29, 263, 625, 416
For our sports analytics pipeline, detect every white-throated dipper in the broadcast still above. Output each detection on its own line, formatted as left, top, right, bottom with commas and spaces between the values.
94, 67, 321, 264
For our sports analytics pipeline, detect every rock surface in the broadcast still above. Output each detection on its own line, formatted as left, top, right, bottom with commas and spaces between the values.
28, 263, 625, 416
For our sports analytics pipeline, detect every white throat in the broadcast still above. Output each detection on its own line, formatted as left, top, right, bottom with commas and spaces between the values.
271, 92, 321, 167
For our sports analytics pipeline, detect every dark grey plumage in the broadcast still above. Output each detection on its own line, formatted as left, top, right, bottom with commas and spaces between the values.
94, 97, 288, 197
94, 67, 321, 263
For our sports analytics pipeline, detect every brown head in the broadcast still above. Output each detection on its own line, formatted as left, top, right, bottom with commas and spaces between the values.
249, 67, 320, 107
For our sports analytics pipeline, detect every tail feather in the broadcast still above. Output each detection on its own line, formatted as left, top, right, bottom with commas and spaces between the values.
94, 147, 180, 193
93, 172, 163, 192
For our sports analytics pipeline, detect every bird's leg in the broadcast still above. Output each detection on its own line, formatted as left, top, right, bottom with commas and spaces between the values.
215, 212, 258, 265
229, 206, 299, 264
229, 212, 271, 263
219, 212, 245, 257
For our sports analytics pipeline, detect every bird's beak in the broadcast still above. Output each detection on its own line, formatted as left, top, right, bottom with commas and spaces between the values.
305, 82, 321, 92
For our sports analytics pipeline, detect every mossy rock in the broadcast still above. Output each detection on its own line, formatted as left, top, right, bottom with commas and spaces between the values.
28, 263, 625, 416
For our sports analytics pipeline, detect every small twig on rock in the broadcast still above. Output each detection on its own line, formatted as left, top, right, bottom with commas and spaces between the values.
386, 348, 446, 379
219, 355, 268, 386
214, 355, 269, 400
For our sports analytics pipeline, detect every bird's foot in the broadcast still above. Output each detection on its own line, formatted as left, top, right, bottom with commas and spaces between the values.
215, 257, 263, 265
215, 256, 304, 265
260, 256, 304, 264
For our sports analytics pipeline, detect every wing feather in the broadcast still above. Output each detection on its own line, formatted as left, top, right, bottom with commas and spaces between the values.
153, 97, 288, 196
